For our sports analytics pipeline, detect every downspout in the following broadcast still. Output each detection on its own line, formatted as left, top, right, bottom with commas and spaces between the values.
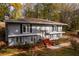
4, 14, 10, 46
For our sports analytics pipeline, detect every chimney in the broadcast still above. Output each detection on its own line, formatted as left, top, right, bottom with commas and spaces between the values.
4, 13, 10, 20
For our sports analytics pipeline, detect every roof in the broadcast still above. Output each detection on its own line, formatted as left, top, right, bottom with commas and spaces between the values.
5, 18, 67, 25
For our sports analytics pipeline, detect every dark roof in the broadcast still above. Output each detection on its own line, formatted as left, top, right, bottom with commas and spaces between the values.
5, 18, 67, 25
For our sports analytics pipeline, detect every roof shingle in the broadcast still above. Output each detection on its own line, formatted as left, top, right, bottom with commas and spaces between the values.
5, 18, 67, 25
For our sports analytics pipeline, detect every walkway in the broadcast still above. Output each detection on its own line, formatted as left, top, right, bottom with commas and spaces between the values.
47, 42, 71, 50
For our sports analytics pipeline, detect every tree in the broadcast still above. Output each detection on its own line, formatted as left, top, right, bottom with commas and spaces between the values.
0, 3, 9, 21
10, 3, 23, 19
23, 3, 79, 31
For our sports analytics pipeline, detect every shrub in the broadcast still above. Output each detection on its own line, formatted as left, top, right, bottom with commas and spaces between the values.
58, 38, 69, 44
0, 41, 6, 50
70, 38, 79, 51
0, 22, 5, 41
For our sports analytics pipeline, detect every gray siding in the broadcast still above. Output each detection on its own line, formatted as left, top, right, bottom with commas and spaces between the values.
8, 36, 41, 46
8, 24, 20, 35
7, 24, 21, 46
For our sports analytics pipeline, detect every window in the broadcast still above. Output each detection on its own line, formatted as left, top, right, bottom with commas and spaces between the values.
52, 26, 54, 31
53, 25, 58, 31
55, 26, 58, 31
22, 24, 30, 33
57, 34, 60, 38
31, 37, 34, 42
32, 25, 38, 33
8, 37, 16, 46
58, 26, 62, 32
22, 25, 26, 32
16, 37, 24, 45
52, 25, 60, 32
36, 26, 41, 32
27, 25, 30, 32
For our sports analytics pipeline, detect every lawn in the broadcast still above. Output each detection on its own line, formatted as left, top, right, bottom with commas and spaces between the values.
0, 40, 79, 56
0, 32, 79, 56
0, 41, 79, 56
0, 48, 21, 56
11, 47, 79, 56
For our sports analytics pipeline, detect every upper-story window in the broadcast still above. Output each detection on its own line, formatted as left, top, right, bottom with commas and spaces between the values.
52, 25, 63, 32
52, 25, 54, 31
32, 25, 42, 33
22, 24, 30, 33
58, 26, 62, 32
52, 25, 58, 32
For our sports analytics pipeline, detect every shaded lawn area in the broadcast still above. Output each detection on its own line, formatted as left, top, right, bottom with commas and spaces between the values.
0, 48, 26, 56
0, 33, 79, 56
0, 42, 79, 56
12, 47, 79, 56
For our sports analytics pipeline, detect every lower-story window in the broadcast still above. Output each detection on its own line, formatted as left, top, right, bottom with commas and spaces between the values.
52, 34, 59, 39
53, 34, 62, 39
8, 37, 16, 46
16, 37, 25, 45
16, 37, 20, 45
57, 34, 60, 38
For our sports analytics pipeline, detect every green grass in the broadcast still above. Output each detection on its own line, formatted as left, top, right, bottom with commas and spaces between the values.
34, 48, 76, 56
0, 47, 79, 56
0, 48, 18, 53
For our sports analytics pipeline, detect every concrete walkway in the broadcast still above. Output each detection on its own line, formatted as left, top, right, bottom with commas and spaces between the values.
47, 34, 74, 50
47, 42, 71, 50
59, 42, 71, 47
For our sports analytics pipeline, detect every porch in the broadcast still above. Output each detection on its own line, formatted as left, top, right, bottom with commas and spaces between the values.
7, 31, 65, 46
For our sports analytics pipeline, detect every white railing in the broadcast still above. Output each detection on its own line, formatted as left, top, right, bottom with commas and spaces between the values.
8, 33, 42, 38
48, 31, 65, 34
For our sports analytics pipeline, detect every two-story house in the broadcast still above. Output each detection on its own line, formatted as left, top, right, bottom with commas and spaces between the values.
5, 18, 67, 46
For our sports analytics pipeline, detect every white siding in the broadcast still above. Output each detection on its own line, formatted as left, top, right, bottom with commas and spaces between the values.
46, 26, 52, 33
58, 26, 62, 32
32, 25, 38, 33
49, 25, 63, 40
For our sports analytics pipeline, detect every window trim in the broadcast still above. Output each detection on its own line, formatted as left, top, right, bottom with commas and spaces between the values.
22, 24, 30, 33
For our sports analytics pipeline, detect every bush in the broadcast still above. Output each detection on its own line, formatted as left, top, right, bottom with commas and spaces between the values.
0, 22, 5, 40
0, 41, 6, 50
15, 43, 35, 49
70, 38, 78, 51
58, 38, 69, 44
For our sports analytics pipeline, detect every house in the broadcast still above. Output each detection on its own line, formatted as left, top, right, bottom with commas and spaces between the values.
5, 18, 67, 46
